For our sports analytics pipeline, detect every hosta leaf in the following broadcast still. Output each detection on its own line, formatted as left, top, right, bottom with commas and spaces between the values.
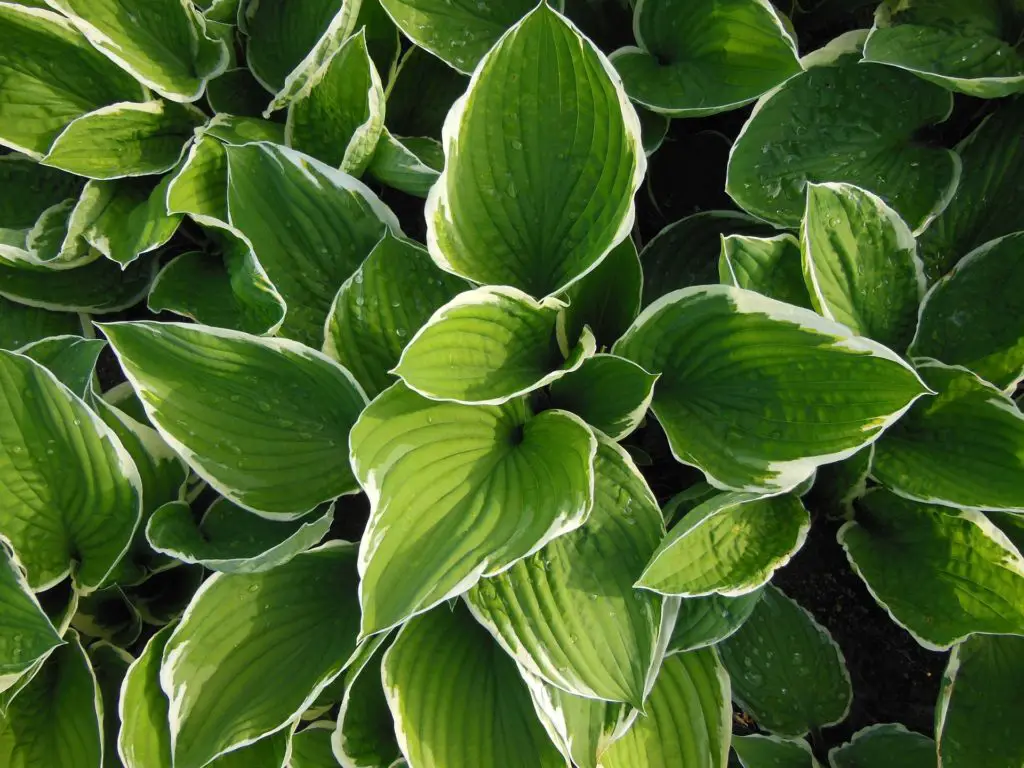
936, 634, 1024, 768
560, 237, 643, 350
161, 542, 362, 768
641, 211, 770, 307
733, 734, 819, 768
323, 232, 466, 399
381, 602, 564, 768
291, 723, 338, 768
465, 435, 665, 705
350, 382, 596, 636
719, 233, 812, 309
379, 0, 554, 75
726, 32, 959, 232
46, 0, 228, 102
364, 131, 442, 198
353, 0, 402, 85
385, 46, 468, 139
611, 0, 800, 116
613, 285, 929, 493
126, 563, 203, 627
639, 492, 809, 597
548, 354, 656, 440
910, 232, 1024, 392
148, 232, 286, 336
226, 142, 397, 346
72, 587, 142, 647
917, 98, 1024, 280
839, 489, 1024, 650
0, 154, 83, 231
427, 3, 645, 297
70, 176, 181, 267
600, 649, 731, 768
0, 252, 156, 313
286, 29, 385, 175
333, 636, 400, 768
669, 590, 763, 654
206, 67, 269, 117
17, 335, 103, 397
0, 349, 141, 591
863, 0, 1024, 98
801, 182, 926, 350
0, 195, 96, 269
872, 361, 1024, 511
0, 4, 144, 157
0, 631, 101, 768
813, 445, 873, 518
719, 586, 852, 737
43, 101, 204, 180
102, 321, 368, 518
146, 498, 333, 573
828, 723, 936, 768
88, 642, 132, 768
395, 286, 595, 405
0, 544, 61, 695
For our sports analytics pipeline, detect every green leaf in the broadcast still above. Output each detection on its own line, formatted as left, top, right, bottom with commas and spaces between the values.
641, 210, 771, 307
69, 176, 181, 267
381, 602, 565, 768
101, 321, 369, 518
395, 286, 595, 405
124, 563, 203, 627
17, 335, 103, 397
333, 637, 400, 768
0, 544, 61, 695
560, 236, 643, 349
733, 734, 819, 768
613, 285, 929, 493
0, 631, 101, 768
639, 492, 809, 597
147, 232, 287, 336
863, 0, 1024, 98
42, 101, 204, 180
323, 232, 466, 399
872, 361, 1024, 512
161, 542, 362, 768
669, 591, 763, 654
427, 3, 645, 297
719, 233, 813, 310
801, 182, 926, 350
719, 586, 852, 737
812, 446, 873, 518
206, 67, 271, 118
350, 382, 596, 636
0, 195, 95, 269
637, 105, 670, 155
910, 232, 1024, 392
465, 435, 667, 705
72, 586, 142, 647
46, 0, 228, 102
600, 649, 731, 768
0, 154, 84, 231
225, 142, 397, 346
291, 722, 340, 768
364, 131, 442, 198
379, 0, 556, 75
917, 98, 1024, 281
936, 634, 1024, 768
839, 489, 1024, 650
828, 723, 936, 768
146, 498, 333, 573
286, 29, 385, 175
88, 642, 132, 768
0, 349, 141, 591
0, 252, 156, 313
611, 0, 800, 116
0, 4, 145, 157
726, 32, 959, 232
548, 354, 657, 440
385, 46, 468, 139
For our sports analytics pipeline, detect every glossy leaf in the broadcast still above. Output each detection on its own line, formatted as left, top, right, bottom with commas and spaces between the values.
0, 297, 81, 350
801, 182, 925, 350
0, 544, 61, 695
364, 131, 442, 198
733, 734, 819, 768
0, 154, 84, 231
560, 237, 643, 350
910, 232, 1024, 391
88, 642, 132, 768
719, 586, 852, 737
872, 361, 1024, 512
613, 285, 929, 493
350, 382, 596, 636
828, 723, 936, 768
427, 3, 645, 297
101, 321, 368, 518
291, 723, 339, 768
839, 489, 1024, 650
161, 542, 362, 768
669, 590, 763, 654
72, 587, 141, 647
726, 33, 959, 232
548, 354, 657, 440
381, 602, 564, 768
465, 435, 666, 706
333, 637, 400, 768
639, 492, 809, 597
17, 334, 104, 397
719, 233, 812, 309
0, 253, 156, 313
385, 46, 468, 138
611, 0, 801, 116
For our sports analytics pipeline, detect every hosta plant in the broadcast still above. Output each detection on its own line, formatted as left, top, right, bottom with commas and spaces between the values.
0, 0, 1023, 767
